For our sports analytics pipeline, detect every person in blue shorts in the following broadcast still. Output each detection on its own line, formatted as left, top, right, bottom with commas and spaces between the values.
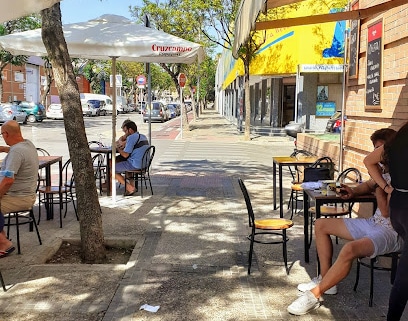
115, 121, 149, 196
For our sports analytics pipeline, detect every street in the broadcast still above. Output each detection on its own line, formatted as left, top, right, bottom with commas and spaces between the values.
13, 111, 182, 162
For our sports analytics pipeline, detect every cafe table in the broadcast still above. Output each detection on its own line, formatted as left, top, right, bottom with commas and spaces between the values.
303, 187, 377, 263
89, 146, 113, 196
272, 155, 318, 218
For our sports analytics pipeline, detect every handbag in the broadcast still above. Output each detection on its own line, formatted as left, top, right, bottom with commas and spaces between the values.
303, 157, 334, 182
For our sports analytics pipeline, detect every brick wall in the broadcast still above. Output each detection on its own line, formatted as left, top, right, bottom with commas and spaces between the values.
344, 0, 408, 170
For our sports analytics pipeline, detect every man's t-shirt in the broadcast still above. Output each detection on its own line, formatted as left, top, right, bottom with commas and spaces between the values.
123, 132, 149, 169
1, 139, 39, 197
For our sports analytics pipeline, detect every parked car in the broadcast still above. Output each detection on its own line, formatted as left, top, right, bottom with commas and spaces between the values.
15, 101, 45, 123
166, 105, 177, 119
128, 103, 138, 113
284, 121, 305, 138
116, 96, 128, 113
82, 102, 99, 116
325, 111, 345, 133
143, 101, 168, 123
87, 100, 107, 116
47, 103, 64, 120
0, 103, 27, 124
166, 103, 181, 116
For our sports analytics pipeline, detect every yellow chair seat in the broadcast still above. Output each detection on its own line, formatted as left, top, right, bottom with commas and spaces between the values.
255, 218, 294, 230
291, 184, 303, 191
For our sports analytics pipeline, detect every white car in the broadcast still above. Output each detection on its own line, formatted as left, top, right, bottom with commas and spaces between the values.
47, 103, 64, 120
82, 102, 98, 116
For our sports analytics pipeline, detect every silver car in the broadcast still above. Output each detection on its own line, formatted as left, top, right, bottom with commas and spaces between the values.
0, 103, 27, 124
143, 101, 168, 123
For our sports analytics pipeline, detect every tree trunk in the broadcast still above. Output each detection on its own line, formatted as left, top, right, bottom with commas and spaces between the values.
244, 62, 251, 141
190, 86, 197, 122
41, 4, 106, 263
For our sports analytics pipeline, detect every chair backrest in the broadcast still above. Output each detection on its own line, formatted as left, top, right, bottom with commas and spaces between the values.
91, 153, 105, 175
290, 149, 313, 158
337, 167, 362, 184
142, 145, 155, 171
88, 140, 104, 147
238, 178, 255, 227
36, 147, 50, 156
62, 159, 74, 189
289, 149, 314, 181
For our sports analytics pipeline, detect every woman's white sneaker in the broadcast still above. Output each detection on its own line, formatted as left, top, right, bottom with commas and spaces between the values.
287, 290, 321, 315
297, 275, 337, 295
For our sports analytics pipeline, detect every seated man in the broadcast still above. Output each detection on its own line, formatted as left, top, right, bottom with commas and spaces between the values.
115, 121, 149, 196
0, 120, 39, 257
288, 128, 403, 315
116, 118, 132, 155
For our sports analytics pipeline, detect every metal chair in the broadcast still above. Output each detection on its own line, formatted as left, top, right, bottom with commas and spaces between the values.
238, 178, 294, 275
37, 159, 78, 228
124, 146, 155, 197
0, 270, 6, 291
4, 209, 42, 254
288, 149, 314, 219
36, 147, 50, 187
354, 252, 400, 307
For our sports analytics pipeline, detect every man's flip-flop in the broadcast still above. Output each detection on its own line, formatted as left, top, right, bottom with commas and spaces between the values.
124, 189, 136, 196
0, 246, 15, 259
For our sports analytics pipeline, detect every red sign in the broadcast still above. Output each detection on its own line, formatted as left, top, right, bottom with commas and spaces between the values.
136, 75, 147, 85
178, 73, 186, 88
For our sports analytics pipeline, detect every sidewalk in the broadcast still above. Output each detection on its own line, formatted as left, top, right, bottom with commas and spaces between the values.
0, 109, 405, 321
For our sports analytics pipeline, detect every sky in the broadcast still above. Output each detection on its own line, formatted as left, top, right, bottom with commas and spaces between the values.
60, 0, 141, 24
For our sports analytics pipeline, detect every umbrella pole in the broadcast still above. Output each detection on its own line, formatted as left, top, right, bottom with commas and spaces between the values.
111, 56, 118, 202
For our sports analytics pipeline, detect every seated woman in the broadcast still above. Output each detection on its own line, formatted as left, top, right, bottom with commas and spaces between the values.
114, 121, 149, 196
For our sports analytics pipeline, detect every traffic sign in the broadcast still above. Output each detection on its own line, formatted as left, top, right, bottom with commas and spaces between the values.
136, 74, 147, 86
178, 73, 187, 88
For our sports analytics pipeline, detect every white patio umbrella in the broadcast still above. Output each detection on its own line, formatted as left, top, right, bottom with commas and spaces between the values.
0, 14, 204, 200
0, 14, 204, 63
0, 0, 61, 23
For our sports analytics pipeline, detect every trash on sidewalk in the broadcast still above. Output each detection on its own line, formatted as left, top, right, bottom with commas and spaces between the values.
140, 304, 160, 313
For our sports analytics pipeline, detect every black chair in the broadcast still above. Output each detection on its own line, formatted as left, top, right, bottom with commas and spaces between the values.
124, 146, 155, 197
0, 270, 6, 291
37, 159, 78, 228
288, 149, 314, 219
238, 178, 294, 275
36, 147, 50, 187
354, 252, 400, 307
91, 153, 106, 195
4, 209, 42, 254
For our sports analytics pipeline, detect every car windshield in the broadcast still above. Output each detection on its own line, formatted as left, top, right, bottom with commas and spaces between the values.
88, 100, 101, 107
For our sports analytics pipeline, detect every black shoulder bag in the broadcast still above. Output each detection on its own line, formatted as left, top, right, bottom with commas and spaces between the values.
303, 156, 334, 182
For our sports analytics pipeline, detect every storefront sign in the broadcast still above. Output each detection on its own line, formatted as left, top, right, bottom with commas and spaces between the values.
300, 64, 344, 73
316, 101, 336, 116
